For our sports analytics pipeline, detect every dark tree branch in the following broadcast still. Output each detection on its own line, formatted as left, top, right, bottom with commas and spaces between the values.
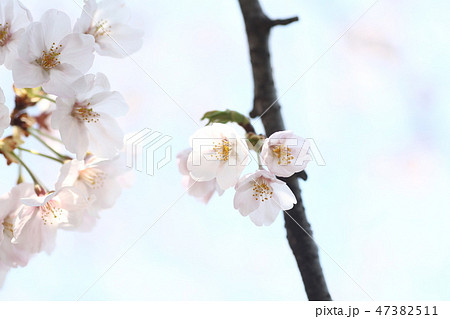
270, 16, 299, 27
237, 0, 332, 301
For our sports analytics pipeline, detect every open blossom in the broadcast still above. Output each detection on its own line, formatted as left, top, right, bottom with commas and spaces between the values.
56, 155, 124, 216
0, 88, 9, 137
12, 9, 95, 97
0, 0, 32, 68
177, 148, 224, 203
187, 123, 250, 190
74, 0, 143, 58
0, 184, 34, 265
51, 72, 128, 160
12, 185, 89, 255
0, 0, 32, 69
260, 130, 311, 178
233, 170, 296, 226
0, 183, 34, 286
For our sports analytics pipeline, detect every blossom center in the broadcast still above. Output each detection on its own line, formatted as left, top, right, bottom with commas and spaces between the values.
36, 42, 63, 70
40, 200, 63, 225
0, 22, 11, 47
271, 145, 294, 165
252, 178, 273, 202
79, 168, 106, 189
72, 102, 100, 123
89, 19, 112, 39
211, 138, 231, 161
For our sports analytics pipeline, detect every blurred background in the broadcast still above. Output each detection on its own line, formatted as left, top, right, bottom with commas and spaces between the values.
0, 0, 449, 300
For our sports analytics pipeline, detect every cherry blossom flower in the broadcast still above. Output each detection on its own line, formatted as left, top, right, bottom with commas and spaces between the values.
0, 183, 34, 265
0, 183, 34, 286
260, 130, 311, 178
177, 148, 224, 203
187, 123, 250, 190
233, 170, 296, 226
51, 72, 128, 160
0, 0, 32, 69
56, 155, 125, 216
0, 88, 10, 137
12, 185, 89, 254
74, 0, 143, 58
12, 9, 95, 97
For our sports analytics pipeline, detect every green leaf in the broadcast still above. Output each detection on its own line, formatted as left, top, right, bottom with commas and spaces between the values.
201, 109, 250, 126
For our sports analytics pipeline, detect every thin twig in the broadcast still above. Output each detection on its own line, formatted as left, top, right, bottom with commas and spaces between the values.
28, 129, 68, 160
8, 151, 42, 187
270, 17, 299, 27
17, 147, 64, 164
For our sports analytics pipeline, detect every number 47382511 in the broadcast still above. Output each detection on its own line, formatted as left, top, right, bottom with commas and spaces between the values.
375, 306, 438, 316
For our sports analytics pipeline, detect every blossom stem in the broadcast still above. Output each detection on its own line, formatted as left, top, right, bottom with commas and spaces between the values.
29, 127, 64, 144
8, 151, 46, 190
32, 94, 56, 103
256, 151, 264, 170
28, 130, 69, 160
17, 150, 24, 184
17, 147, 65, 164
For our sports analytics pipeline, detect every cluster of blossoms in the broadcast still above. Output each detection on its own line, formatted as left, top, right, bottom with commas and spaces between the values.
178, 110, 311, 226
0, 0, 142, 286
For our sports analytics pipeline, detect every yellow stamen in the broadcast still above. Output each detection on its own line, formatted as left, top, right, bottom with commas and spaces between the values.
252, 178, 273, 202
272, 145, 294, 165
79, 168, 106, 189
89, 19, 112, 39
211, 139, 231, 161
0, 22, 10, 47
2, 217, 14, 237
36, 42, 63, 70
72, 102, 100, 123
40, 200, 63, 225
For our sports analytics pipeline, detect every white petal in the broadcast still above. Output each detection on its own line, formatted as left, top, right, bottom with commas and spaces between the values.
92, 72, 111, 91
40, 10, 72, 48
233, 186, 259, 216
215, 164, 241, 189
12, 59, 48, 89
43, 64, 82, 97
10, 1, 32, 32
249, 201, 280, 226
0, 263, 10, 288
177, 149, 191, 176
85, 113, 124, 159
97, 0, 130, 24
59, 33, 95, 73
186, 178, 215, 199
187, 151, 220, 182
89, 178, 121, 211
13, 206, 57, 254
73, 0, 97, 33
271, 182, 297, 210
95, 24, 143, 58
17, 22, 45, 60
51, 97, 76, 129
55, 160, 85, 189
58, 116, 89, 159
90, 91, 128, 117
0, 100, 9, 137
0, 236, 31, 268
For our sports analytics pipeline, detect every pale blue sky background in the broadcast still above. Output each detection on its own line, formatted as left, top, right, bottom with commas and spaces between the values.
0, 0, 449, 300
